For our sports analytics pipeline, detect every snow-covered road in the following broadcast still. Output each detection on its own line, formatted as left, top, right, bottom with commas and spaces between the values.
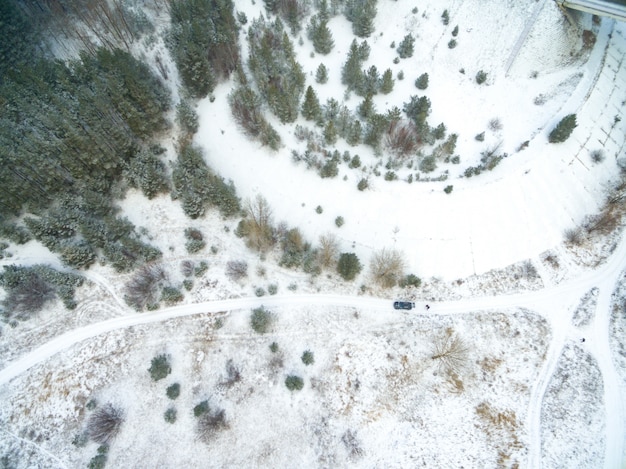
1, 232, 625, 467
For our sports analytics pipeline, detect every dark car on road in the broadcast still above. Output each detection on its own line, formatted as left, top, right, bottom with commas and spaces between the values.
393, 301, 415, 310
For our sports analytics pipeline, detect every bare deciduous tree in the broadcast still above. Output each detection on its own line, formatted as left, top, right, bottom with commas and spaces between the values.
384, 120, 420, 157
317, 233, 339, 269
369, 248, 405, 288
431, 329, 469, 375
123, 264, 166, 311
242, 195, 275, 252
3, 272, 55, 318
87, 404, 124, 444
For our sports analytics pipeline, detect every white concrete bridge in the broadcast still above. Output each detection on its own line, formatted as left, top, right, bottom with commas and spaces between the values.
558, 0, 626, 21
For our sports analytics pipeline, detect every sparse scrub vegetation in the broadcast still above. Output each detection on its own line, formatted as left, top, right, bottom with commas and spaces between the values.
184, 228, 206, 254
342, 430, 364, 458
160, 286, 183, 305
564, 227, 584, 245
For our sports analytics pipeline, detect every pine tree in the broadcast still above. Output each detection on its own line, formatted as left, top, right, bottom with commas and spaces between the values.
341, 40, 365, 92
346, 0, 377, 38
364, 113, 388, 149
324, 121, 338, 145
358, 94, 375, 120
415, 73, 429, 90
380, 68, 394, 94
337, 252, 362, 280
248, 18, 305, 123
308, 15, 334, 55
168, 0, 239, 98
301, 86, 322, 121
548, 114, 577, 143
318, 0, 331, 21
361, 65, 380, 96
397, 34, 414, 58
347, 120, 362, 146
315, 63, 329, 84
403, 95, 431, 127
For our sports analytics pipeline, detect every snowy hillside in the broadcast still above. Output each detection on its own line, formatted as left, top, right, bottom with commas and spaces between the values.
1, 0, 625, 468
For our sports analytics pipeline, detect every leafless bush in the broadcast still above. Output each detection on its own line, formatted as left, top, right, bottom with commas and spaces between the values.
317, 233, 339, 269
583, 203, 622, 236
520, 260, 538, 279
87, 404, 124, 444
220, 359, 241, 387
543, 253, 560, 269
180, 260, 195, 277
431, 329, 469, 375
369, 248, 405, 288
589, 149, 605, 164
384, 120, 420, 157
2, 273, 55, 318
123, 263, 166, 311
341, 430, 364, 459
564, 227, 584, 246
488, 118, 503, 132
226, 260, 248, 281
197, 407, 228, 443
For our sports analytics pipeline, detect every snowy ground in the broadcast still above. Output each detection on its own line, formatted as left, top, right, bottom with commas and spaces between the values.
1, 1, 626, 468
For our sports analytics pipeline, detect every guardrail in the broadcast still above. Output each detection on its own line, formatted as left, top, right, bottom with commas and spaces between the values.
557, 0, 626, 21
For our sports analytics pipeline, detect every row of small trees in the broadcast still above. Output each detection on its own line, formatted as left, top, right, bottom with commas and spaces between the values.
235, 195, 420, 288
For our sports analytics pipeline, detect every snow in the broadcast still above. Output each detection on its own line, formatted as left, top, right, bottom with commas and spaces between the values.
1, 1, 626, 468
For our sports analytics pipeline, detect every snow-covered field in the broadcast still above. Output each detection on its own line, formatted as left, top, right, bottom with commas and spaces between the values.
1, 0, 626, 468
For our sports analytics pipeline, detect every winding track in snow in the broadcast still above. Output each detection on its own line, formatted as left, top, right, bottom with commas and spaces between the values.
1, 233, 625, 468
